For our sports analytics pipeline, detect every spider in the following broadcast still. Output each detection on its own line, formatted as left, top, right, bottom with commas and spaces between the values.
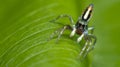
50, 4, 97, 58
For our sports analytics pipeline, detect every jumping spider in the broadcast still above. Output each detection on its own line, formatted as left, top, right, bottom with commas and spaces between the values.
50, 4, 97, 58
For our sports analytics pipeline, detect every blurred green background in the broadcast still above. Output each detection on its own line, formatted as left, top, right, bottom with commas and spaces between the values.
0, 0, 120, 67
93, 0, 120, 67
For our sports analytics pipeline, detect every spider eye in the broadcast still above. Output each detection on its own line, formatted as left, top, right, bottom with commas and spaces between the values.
81, 4, 93, 22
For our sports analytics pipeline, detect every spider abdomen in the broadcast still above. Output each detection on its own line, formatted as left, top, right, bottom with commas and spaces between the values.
76, 29, 83, 35
75, 23, 85, 35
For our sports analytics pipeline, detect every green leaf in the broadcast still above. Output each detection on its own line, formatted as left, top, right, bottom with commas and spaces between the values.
0, 0, 92, 67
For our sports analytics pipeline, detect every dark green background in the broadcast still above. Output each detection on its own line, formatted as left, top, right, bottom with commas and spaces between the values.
0, 0, 120, 67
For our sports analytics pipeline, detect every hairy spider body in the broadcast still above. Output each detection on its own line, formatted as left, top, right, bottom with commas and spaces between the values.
75, 22, 86, 35
50, 4, 96, 58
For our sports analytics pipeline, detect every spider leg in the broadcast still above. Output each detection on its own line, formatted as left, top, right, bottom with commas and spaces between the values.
77, 33, 84, 43
57, 26, 67, 41
50, 14, 75, 25
57, 25, 73, 42
83, 34, 97, 57
70, 25, 76, 37
77, 31, 88, 43
88, 26, 94, 34
48, 28, 61, 41
79, 40, 89, 56
49, 25, 72, 42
